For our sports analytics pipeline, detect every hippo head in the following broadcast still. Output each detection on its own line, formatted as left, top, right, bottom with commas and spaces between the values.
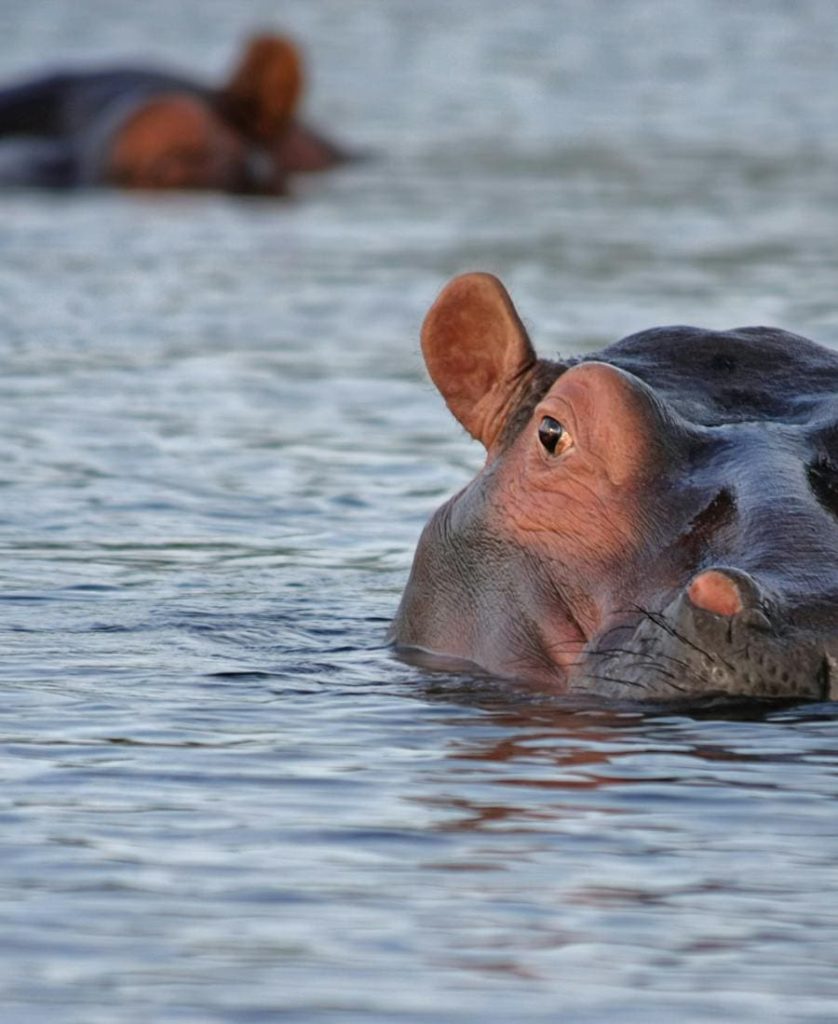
391, 273, 838, 702
106, 96, 249, 192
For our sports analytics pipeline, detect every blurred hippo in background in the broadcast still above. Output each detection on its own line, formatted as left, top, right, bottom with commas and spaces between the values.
0, 33, 348, 194
391, 273, 838, 703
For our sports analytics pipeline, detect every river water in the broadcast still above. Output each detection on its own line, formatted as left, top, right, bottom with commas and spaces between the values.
2, 1, 838, 1021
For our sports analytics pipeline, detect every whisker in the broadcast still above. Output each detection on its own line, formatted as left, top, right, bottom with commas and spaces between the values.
583, 673, 647, 691
542, 603, 731, 695
634, 604, 723, 666
594, 621, 640, 645
599, 659, 678, 681
588, 646, 692, 673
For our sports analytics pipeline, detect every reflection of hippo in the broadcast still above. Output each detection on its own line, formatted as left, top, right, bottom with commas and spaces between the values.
391, 273, 838, 702
0, 34, 347, 193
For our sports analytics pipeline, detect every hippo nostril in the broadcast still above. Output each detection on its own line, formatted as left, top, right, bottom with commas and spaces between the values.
687, 569, 744, 617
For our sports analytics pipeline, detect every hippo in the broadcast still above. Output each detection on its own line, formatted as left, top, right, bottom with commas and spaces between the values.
391, 273, 838, 702
0, 34, 347, 193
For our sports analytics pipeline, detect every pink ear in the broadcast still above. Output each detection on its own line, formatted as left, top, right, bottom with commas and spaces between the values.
420, 273, 537, 448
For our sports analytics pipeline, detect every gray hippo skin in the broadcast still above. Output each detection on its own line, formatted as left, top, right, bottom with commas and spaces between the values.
391, 273, 838, 701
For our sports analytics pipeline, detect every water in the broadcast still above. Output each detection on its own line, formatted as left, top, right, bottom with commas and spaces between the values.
2, 1, 838, 1020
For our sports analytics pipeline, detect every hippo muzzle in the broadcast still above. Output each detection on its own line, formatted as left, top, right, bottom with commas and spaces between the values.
392, 273, 838, 703
574, 567, 838, 701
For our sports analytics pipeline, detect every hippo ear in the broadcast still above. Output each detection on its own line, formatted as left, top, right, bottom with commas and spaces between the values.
421, 273, 537, 448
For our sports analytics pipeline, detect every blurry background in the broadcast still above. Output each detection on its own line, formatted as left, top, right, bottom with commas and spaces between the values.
2, 2, 838, 1022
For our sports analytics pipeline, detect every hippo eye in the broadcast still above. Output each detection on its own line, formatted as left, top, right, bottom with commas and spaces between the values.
538, 416, 570, 455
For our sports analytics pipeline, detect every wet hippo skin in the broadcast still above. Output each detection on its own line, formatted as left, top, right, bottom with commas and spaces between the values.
391, 273, 838, 702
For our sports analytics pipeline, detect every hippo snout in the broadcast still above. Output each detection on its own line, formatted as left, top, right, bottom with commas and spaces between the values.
575, 568, 837, 702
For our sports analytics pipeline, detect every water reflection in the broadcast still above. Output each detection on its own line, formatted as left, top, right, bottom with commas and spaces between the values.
415, 681, 838, 836
398, 689, 838, 1007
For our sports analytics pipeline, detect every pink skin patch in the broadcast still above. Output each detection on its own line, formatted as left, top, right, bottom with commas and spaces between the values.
687, 570, 744, 617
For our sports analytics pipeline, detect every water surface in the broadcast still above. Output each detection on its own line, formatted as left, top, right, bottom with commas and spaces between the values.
2, 2, 838, 1021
